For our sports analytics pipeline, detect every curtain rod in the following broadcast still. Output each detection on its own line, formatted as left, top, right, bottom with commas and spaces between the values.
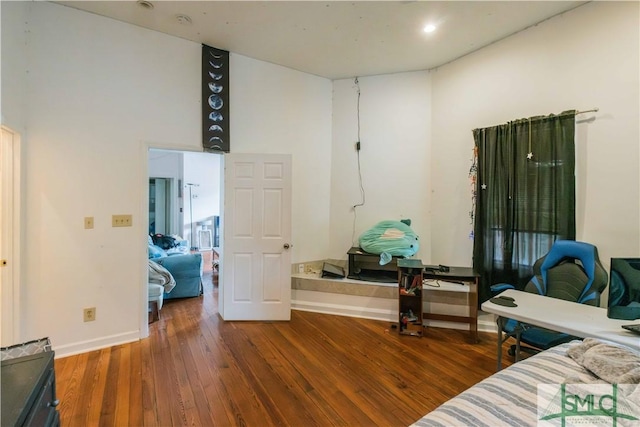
473, 108, 600, 132
538, 108, 599, 117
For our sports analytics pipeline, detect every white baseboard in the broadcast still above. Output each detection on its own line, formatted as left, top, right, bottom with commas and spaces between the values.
292, 289, 499, 334
478, 316, 498, 333
53, 330, 140, 358
292, 299, 396, 322
292, 289, 396, 321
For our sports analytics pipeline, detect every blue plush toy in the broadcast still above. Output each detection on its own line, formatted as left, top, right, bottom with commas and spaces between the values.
358, 219, 419, 264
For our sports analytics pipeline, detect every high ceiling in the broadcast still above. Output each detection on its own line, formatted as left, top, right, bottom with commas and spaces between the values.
55, 1, 588, 80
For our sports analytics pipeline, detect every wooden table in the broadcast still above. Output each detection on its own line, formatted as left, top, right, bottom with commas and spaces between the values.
422, 266, 479, 343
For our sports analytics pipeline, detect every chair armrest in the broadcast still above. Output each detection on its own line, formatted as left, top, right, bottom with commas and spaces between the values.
155, 253, 203, 278
491, 283, 515, 294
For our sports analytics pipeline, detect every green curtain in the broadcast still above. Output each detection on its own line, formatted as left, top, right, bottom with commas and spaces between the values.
472, 111, 576, 303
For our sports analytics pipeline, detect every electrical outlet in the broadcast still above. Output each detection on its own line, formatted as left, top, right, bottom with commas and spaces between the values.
84, 307, 96, 322
84, 216, 94, 229
298, 264, 305, 274
112, 214, 132, 227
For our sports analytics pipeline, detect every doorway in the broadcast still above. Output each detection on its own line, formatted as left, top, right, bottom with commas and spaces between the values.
146, 149, 222, 311
1, 126, 21, 346
149, 177, 173, 235
147, 149, 222, 245
144, 149, 293, 324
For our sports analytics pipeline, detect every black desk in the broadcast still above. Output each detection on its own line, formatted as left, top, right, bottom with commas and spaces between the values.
423, 266, 479, 343
1, 351, 60, 426
347, 247, 400, 282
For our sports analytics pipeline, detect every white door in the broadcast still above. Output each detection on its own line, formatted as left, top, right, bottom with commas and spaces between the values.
1, 127, 20, 346
220, 153, 292, 320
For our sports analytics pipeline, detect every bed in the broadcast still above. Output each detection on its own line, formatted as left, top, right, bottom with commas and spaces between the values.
412, 338, 640, 427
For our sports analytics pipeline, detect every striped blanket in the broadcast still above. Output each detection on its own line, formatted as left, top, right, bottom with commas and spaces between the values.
412, 340, 640, 427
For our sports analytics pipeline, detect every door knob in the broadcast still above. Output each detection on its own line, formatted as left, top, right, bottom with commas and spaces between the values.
283, 243, 292, 249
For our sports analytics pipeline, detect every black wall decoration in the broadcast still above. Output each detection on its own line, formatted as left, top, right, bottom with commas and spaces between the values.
202, 44, 230, 152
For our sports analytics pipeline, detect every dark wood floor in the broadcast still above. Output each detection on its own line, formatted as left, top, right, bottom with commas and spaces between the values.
55, 264, 512, 426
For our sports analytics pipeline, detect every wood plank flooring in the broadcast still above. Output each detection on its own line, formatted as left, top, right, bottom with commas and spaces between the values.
55, 266, 512, 426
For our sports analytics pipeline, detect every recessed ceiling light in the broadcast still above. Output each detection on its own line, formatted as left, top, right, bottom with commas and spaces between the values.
423, 24, 437, 33
136, 0, 154, 10
176, 14, 193, 25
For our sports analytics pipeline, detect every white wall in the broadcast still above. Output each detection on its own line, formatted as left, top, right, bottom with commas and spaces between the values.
430, 1, 640, 269
1, 1, 333, 356
330, 72, 432, 262
183, 151, 222, 247
327, 1, 639, 300
148, 150, 183, 179
1, 3, 26, 130
6, 1, 202, 356
230, 54, 333, 262
148, 149, 183, 236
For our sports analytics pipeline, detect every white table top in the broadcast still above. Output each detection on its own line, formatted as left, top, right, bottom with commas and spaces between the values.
482, 289, 640, 350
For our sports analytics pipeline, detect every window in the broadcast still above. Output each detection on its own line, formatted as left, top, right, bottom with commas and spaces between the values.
472, 112, 576, 303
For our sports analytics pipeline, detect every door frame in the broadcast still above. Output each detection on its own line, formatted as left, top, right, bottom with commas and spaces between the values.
140, 142, 223, 336
1, 126, 22, 346
141, 142, 198, 337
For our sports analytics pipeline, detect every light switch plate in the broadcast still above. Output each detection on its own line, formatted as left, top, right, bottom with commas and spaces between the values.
112, 214, 132, 227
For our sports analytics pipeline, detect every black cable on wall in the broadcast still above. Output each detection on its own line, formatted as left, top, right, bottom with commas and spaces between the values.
351, 77, 366, 247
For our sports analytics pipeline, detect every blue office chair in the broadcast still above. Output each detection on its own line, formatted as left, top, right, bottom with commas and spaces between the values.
491, 240, 608, 365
